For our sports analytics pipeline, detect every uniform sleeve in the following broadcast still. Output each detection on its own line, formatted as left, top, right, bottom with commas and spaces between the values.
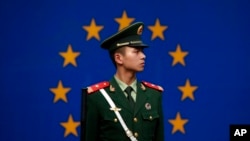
84, 94, 99, 141
154, 93, 164, 141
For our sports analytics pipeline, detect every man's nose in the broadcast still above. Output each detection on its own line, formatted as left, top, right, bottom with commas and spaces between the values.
141, 52, 146, 59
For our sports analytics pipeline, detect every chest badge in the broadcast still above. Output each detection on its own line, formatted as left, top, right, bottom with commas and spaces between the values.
145, 103, 151, 110
110, 107, 121, 111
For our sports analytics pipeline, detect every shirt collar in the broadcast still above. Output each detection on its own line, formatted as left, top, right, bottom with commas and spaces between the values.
114, 75, 137, 92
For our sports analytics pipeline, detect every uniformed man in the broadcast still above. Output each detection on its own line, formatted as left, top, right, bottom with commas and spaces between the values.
82, 22, 164, 141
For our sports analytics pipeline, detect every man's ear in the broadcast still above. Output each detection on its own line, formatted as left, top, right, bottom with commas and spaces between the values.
114, 52, 123, 65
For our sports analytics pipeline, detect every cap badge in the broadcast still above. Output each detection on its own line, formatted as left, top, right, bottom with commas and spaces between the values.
137, 25, 143, 35
145, 103, 151, 110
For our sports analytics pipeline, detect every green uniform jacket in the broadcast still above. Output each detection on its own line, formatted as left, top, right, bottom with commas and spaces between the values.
84, 77, 164, 141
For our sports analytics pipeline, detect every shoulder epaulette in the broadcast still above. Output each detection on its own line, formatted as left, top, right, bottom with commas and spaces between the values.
142, 81, 164, 92
87, 81, 110, 94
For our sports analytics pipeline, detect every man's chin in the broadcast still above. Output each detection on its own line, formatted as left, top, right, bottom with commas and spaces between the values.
136, 68, 145, 72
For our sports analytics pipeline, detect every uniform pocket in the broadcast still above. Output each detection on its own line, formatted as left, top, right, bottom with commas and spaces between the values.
141, 111, 159, 139
101, 113, 122, 137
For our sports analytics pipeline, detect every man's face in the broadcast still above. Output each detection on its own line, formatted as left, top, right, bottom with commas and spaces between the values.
120, 46, 146, 72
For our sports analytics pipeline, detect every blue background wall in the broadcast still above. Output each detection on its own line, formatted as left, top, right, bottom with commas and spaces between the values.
1, 0, 250, 140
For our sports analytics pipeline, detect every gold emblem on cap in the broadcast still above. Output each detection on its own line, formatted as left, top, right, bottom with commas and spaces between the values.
137, 25, 143, 35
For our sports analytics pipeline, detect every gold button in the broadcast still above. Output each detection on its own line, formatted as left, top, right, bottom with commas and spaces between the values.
134, 132, 138, 137
133, 117, 138, 122
149, 116, 153, 120
114, 118, 118, 122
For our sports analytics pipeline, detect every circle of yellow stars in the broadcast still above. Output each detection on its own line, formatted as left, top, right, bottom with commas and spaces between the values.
49, 9, 199, 138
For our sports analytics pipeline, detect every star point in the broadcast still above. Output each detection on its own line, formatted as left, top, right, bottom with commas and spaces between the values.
168, 112, 189, 134
148, 18, 168, 40
60, 114, 80, 137
59, 44, 80, 67
169, 44, 188, 66
82, 18, 104, 40
115, 10, 135, 31
178, 79, 198, 101
49, 80, 71, 103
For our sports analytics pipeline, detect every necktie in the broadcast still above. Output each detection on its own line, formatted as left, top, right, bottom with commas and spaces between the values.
125, 86, 135, 109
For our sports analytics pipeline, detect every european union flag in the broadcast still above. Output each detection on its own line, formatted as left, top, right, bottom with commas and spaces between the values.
1, 0, 250, 141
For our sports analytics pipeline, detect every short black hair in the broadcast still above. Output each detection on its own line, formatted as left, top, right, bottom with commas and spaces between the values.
109, 47, 126, 68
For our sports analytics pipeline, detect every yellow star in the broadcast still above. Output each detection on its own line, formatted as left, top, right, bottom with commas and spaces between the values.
82, 18, 104, 41
115, 10, 135, 30
178, 79, 198, 101
49, 80, 71, 103
168, 112, 189, 134
169, 44, 188, 66
148, 18, 168, 40
59, 44, 80, 67
60, 114, 80, 137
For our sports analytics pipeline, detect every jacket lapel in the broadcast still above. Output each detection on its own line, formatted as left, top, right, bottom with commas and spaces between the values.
134, 82, 148, 116
108, 77, 133, 114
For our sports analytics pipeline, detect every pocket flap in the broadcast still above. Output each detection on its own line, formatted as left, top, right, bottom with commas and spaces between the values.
142, 111, 159, 120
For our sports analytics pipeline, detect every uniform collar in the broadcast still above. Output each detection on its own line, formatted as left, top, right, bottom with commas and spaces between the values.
114, 75, 137, 93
